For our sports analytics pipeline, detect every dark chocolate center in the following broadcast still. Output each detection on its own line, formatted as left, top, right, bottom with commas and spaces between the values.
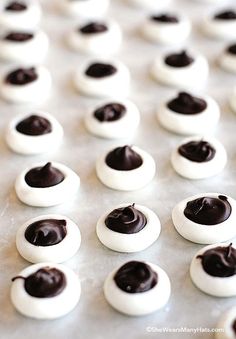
232, 319, 236, 335
114, 261, 158, 293
25, 219, 67, 246
25, 162, 65, 188
150, 14, 179, 23
197, 244, 236, 277
85, 63, 117, 78
227, 44, 236, 55
214, 10, 236, 20
94, 103, 126, 122
80, 22, 108, 34
165, 51, 194, 68
178, 140, 216, 163
4, 32, 33, 42
167, 92, 207, 115
105, 204, 147, 234
16, 115, 52, 136
5, 67, 38, 85
184, 195, 232, 225
5, 1, 27, 11
105, 145, 143, 171
12, 267, 66, 298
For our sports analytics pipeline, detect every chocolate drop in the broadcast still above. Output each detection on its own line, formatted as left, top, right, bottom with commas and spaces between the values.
25, 162, 65, 188
167, 92, 207, 115
25, 219, 67, 246
178, 140, 216, 163
105, 145, 143, 171
94, 103, 126, 122
105, 204, 147, 234
214, 10, 236, 20
5, 1, 27, 11
5, 67, 38, 85
4, 32, 33, 42
232, 319, 236, 335
184, 195, 232, 225
165, 50, 194, 68
85, 63, 117, 78
16, 115, 52, 136
114, 261, 158, 293
197, 244, 236, 277
80, 22, 108, 34
12, 267, 66, 298
150, 14, 179, 23
227, 44, 236, 55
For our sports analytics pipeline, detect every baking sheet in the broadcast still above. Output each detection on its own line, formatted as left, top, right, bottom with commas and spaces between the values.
0, 0, 236, 338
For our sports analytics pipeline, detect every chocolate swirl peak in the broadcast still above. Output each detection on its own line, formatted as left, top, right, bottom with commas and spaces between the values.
16, 115, 52, 136
178, 140, 216, 163
80, 22, 108, 34
4, 32, 33, 42
184, 195, 232, 225
94, 103, 126, 122
105, 204, 147, 234
214, 10, 236, 20
197, 244, 236, 277
6, 67, 38, 85
227, 44, 236, 55
114, 261, 158, 293
151, 14, 179, 23
25, 219, 67, 246
25, 162, 65, 188
5, 1, 27, 11
12, 267, 66, 298
85, 63, 117, 78
165, 50, 194, 68
105, 145, 143, 171
167, 92, 207, 115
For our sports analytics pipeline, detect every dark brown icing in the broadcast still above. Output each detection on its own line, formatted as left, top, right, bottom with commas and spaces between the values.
25, 162, 65, 188
105, 145, 143, 171
5, 67, 37, 85
4, 32, 33, 42
167, 92, 207, 115
94, 103, 126, 122
16, 115, 52, 136
80, 22, 108, 34
165, 51, 194, 68
232, 319, 236, 335
85, 63, 117, 78
178, 140, 216, 162
151, 14, 179, 23
5, 1, 27, 11
227, 44, 236, 55
214, 10, 236, 20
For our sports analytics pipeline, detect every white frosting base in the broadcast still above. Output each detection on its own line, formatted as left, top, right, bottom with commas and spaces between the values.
15, 162, 80, 207
96, 203, 161, 252
74, 59, 130, 98
104, 262, 171, 316
68, 20, 122, 56
84, 99, 140, 139
190, 243, 236, 297
142, 16, 191, 45
0, 30, 49, 64
60, 0, 109, 18
215, 307, 236, 339
127, 0, 171, 11
6, 111, 63, 155
203, 16, 236, 40
219, 51, 236, 73
0, 0, 41, 30
230, 87, 236, 113
96, 146, 156, 191
171, 136, 227, 179
172, 193, 236, 244
0, 66, 51, 104
16, 214, 81, 263
11, 263, 81, 319
157, 94, 220, 135
151, 53, 209, 89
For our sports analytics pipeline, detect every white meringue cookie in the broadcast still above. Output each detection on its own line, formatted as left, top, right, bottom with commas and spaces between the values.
230, 87, 236, 113
190, 243, 236, 297
74, 59, 130, 98
11, 263, 81, 319
96, 203, 161, 252
157, 92, 220, 135
96, 145, 156, 191
15, 162, 80, 207
203, 10, 236, 40
0, 0, 41, 30
172, 193, 236, 244
219, 44, 236, 73
0, 66, 51, 104
68, 20, 122, 56
151, 51, 209, 89
60, 0, 109, 19
16, 214, 81, 263
171, 136, 227, 179
84, 99, 140, 139
6, 111, 63, 155
127, 0, 171, 11
104, 261, 171, 316
0, 30, 49, 64
142, 14, 191, 46
215, 307, 236, 339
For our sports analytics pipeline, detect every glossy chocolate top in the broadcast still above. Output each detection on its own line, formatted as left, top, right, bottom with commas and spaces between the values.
197, 244, 236, 277
167, 92, 207, 115
114, 261, 158, 293
16, 115, 52, 136
25, 219, 67, 246
94, 103, 126, 122
5, 1, 27, 11
25, 162, 65, 188
5, 67, 37, 85
214, 10, 236, 20
165, 51, 194, 68
178, 140, 216, 162
105, 145, 143, 171
85, 63, 117, 78
4, 32, 33, 42
151, 14, 179, 23
184, 195, 232, 225
80, 22, 108, 34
